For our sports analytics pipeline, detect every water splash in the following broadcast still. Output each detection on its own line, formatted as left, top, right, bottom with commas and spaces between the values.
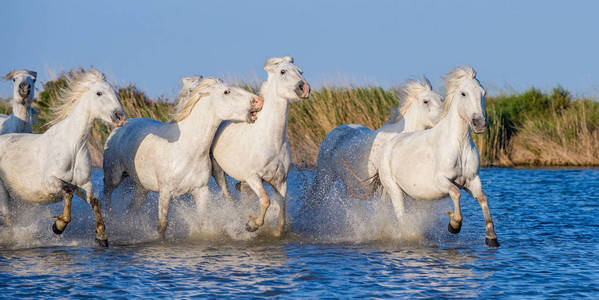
0, 169, 452, 250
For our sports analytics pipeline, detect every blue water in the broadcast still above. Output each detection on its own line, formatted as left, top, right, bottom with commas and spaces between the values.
1, 168, 598, 298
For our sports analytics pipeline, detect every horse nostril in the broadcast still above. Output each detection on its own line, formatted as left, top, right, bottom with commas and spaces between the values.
113, 111, 124, 120
298, 82, 304, 90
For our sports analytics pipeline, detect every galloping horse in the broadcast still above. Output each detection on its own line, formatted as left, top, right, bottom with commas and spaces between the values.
102, 78, 263, 239
0, 69, 125, 246
211, 56, 310, 236
378, 66, 499, 247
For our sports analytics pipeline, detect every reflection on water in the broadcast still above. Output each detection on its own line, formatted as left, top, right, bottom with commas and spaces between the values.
1, 168, 599, 297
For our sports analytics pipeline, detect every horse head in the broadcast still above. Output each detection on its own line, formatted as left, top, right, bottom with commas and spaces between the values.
400, 78, 443, 130
263, 56, 310, 101
4, 70, 37, 105
444, 66, 486, 134
178, 78, 263, 124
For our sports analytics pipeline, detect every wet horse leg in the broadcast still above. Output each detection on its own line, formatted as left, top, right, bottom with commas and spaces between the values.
244, 176, 269, 232
271, 180, 287, 237
447, 184, 463, 234
466, 176, 499, 247
78, 182, 109, 247
52, 183, 75, 235
128, 183, 148, 212
157, 191, 172, 239
212, 159, 233, 200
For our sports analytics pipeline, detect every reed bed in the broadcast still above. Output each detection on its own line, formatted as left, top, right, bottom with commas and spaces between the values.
8, 71, 599, 168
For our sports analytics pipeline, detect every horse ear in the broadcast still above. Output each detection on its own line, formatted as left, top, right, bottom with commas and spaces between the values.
282, 56, 294, 63
422, 77, 432, 90
3, 70, 15, 81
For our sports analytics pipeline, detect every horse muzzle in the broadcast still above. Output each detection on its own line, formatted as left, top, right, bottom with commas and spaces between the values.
472, 117, 486, 134
18, 82, 31, 98
112, 110, 126, 127
248, 96, 263, 123
295, 81, 310, 99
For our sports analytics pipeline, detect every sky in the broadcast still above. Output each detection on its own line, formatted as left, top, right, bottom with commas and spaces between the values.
2, 0, 599, 99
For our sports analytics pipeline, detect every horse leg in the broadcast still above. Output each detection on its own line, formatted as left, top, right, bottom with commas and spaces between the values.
52, 183, 75, 235
271, 180, 287, 237
191, 186, 210, 215
244, 176, 269, 232
157, 191, 172, 239
103, 165, 124, 212
128, 184, 148, 212
78, 182, 108, 247
446, 184, 463, 234
0, 180, 12, 227
466, 176, 499, 247
211, 158, 233, 200
378, 170, 406, 219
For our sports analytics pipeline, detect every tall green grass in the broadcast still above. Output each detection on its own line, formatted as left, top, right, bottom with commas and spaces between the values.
19, 70, 599, 167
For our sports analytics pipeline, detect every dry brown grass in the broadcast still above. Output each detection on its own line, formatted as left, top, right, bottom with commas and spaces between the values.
27, 70, 599, 168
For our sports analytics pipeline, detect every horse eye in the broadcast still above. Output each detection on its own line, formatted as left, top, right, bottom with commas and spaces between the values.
461, 92, 466, 97
280, 70, 286, 75
224, 90, 231, 95
423, 100, 429, 104
96, 91, 103, 96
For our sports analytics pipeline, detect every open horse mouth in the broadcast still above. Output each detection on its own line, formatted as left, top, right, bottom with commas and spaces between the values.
295, 81, 310, 99
248, 96, 264, 122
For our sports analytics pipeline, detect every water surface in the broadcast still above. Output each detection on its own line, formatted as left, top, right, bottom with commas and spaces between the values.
1, 168, 598, 297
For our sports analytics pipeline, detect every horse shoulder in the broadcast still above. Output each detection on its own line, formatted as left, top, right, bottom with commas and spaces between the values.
461, 138, 481, 179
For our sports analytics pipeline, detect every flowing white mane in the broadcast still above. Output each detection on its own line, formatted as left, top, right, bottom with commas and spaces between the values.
49, 69, 106, 126
388, 78, 433, 123
440, 65, 480, 118
171, 77, 222, 122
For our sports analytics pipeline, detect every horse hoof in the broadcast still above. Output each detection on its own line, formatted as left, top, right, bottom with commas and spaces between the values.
485, 237, 500, 248
245, 222, 258, 232
52, 223, 64, 235
96, 238, 109, 247
447, 222, 461, 234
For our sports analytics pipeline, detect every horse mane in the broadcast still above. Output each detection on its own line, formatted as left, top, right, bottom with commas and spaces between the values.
48, 69, 106, 126
263, 56, 294, 72
170, 77, 222, 122
178, 76, 203, 99
440, 65, 480, 118
388, 78, 433, 123
3, 70, 37, 81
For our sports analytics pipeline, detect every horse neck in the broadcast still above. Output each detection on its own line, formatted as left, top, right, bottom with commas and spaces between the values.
253, 80, 289, 145
47, 99, 94, 152
11, 99, 31, 123
403, 107, 425, 132
435, 97, 471, 147
172, 99, 221, 153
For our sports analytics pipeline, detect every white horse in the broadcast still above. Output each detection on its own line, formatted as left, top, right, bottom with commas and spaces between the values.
0, 69, 125, 246
102, 77, 263, 239
305, 78, 443, 204
378, 66, 499, 247
1, 70, 37, 134
211, 56, 310, 236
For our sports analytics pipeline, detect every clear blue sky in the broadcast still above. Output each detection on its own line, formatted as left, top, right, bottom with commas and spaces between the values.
2, 1, 599, 99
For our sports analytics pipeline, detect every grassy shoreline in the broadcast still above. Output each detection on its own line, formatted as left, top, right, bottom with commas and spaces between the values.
3, 72, 599, 168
